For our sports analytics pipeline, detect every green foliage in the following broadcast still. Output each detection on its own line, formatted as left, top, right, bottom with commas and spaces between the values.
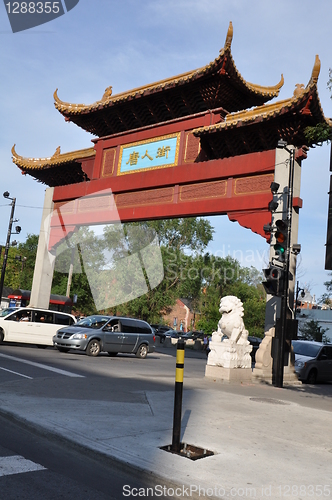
304, 122, 332, 147
298, 319, 328, 343
304, 68, 332, 146
196, 256, 266, 336
109, 219, 214, 322
1, 234, 38, 291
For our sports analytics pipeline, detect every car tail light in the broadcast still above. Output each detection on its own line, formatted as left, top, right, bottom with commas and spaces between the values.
153, 335, 156, 342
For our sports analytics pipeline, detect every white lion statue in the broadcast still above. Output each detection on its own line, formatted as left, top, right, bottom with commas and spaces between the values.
207, 295, 252, 369
212, 295, 249, 345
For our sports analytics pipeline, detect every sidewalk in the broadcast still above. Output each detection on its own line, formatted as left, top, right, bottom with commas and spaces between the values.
0, 347, 331, 499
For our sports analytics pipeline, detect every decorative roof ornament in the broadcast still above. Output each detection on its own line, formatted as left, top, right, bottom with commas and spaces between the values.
101, 86, 113, 101
310, 54, 320, 84
223, 21, 233, 51
52, 146, 61, 158
293, 83, 305, 98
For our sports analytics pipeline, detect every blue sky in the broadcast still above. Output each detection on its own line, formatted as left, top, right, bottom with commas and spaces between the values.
0, 0, 331, 301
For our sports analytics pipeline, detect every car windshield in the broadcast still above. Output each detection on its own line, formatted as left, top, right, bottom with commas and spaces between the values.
292, 341, 321, 358
75, 316, 110, 329
0, 308, 17, 317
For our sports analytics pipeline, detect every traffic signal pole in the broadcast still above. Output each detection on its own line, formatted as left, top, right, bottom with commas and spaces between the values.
275, 146, 295, 388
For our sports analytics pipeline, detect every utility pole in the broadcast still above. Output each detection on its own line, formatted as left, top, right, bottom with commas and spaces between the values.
0, 192, 21, 305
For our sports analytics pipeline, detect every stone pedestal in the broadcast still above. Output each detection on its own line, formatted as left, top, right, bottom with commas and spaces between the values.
252, 327, 301, 385
207, 340, 252, 369
205, 365, 252, 382
205, 340, 252, 383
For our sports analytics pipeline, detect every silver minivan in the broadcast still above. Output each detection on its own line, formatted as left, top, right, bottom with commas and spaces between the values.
53, 315, 156, 358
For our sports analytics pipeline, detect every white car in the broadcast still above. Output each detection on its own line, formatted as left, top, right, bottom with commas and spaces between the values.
0, 307, 76, 347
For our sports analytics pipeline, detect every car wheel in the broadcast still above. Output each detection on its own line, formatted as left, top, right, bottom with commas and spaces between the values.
306, 369, 317, 384
135, 344, 148, 359
86, 339, 101, 357
57, 347, 70, 353
107, 352, 118, 357
0, 329, 4, 343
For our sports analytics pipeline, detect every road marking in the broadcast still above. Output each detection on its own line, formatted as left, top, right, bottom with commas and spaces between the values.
0, 367, 33, 379
0, 353, 85, 378
0, 455, 46, 477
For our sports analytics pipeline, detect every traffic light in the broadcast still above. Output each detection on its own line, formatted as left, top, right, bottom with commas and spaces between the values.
262, 265, 284, 296
274, 219, 288, 261
268, 182, 280, 212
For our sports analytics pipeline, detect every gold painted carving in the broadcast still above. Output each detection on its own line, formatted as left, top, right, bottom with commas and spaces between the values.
102, 148, 116, 177
234, 174, 274, 196
78, 195, 113, 213
184, 133, 201, 163
115, 187, 174, 208
180, 180, 227, 202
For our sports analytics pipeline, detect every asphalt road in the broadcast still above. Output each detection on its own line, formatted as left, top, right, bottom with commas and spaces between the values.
0, 342, 331, 499
0, 342, 331, 411
0, 412, 180, 500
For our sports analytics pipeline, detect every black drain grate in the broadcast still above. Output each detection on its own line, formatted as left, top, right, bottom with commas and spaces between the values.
160, 443, 214, 461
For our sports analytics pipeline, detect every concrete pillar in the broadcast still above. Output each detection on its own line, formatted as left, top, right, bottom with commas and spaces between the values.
29, 187, 55, 309
253, 146, 301, 383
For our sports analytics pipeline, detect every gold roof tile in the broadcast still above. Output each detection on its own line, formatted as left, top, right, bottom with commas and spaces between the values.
54, 21, 284, 116
193, 55, 332, 135
12, 144, 95, 170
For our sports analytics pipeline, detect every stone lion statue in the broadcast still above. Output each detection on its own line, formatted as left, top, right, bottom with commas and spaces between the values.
212, 295, 249, 345
207, 295, 252, 369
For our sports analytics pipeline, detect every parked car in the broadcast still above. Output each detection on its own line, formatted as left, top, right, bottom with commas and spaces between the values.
181, 330, 205, 341
53, 315, 155, 358
293, 340, 332, 384
166, 330, 184, 338
0, 307, 76, 347
150, 324, 174, 343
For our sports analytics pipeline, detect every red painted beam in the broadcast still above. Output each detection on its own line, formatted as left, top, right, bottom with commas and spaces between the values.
53, 150, 276, 202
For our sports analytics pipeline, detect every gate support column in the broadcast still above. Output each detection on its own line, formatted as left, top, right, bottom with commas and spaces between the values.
253, 146, 302, 383
29, 187, 55, 309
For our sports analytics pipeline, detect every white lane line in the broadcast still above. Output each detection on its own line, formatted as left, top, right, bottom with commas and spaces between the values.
0, 353, 85, 378
0, 455, 46, 477
0, 367, 33, 379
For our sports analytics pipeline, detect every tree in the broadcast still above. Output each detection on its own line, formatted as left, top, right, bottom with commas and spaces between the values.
304, 68, 332, 146
0, 234, 38, 291
298, 319, 328, 343
50, 217, 214, 319
52, 227, 105, 315
109, 218, 214, 322
195, 255, 266, 337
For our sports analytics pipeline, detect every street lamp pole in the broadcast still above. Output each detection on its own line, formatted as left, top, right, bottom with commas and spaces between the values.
0, 192, 20, 305
294, 281, 305, 321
